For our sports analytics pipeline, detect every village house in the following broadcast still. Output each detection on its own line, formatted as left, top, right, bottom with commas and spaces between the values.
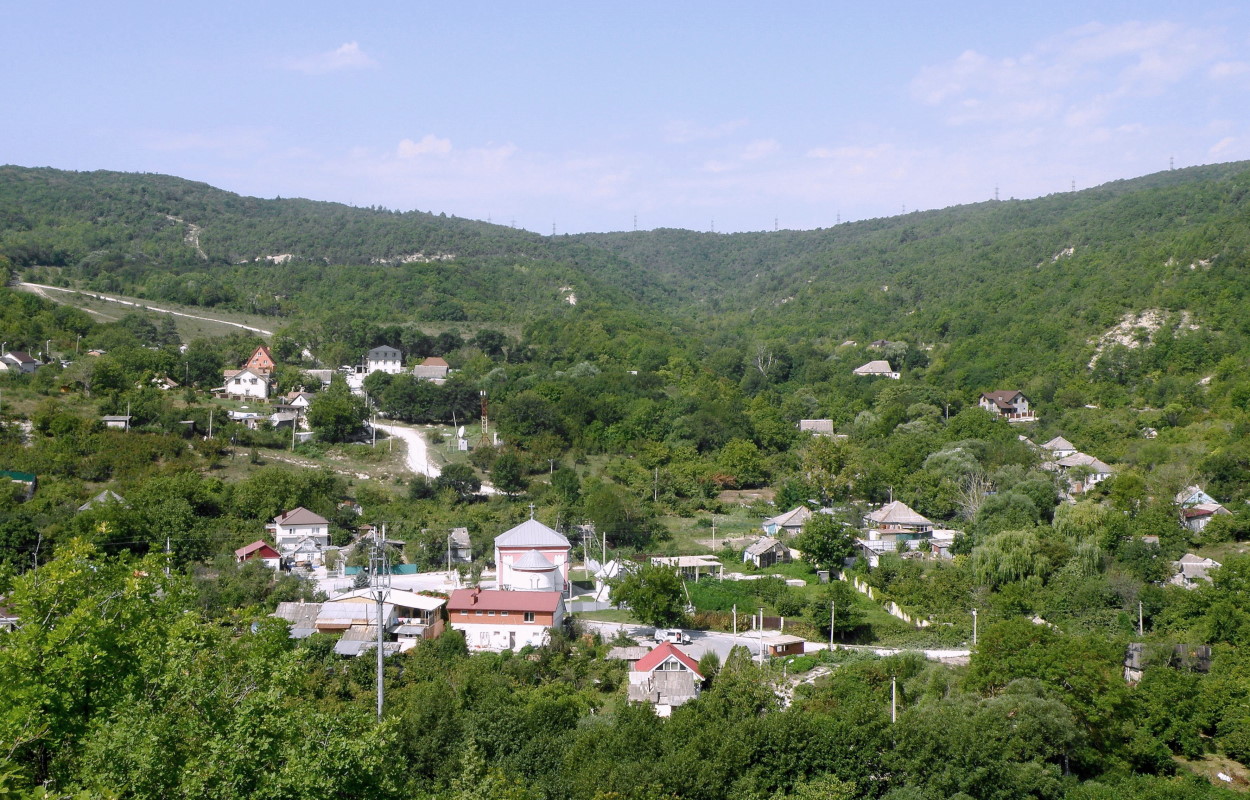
0, 351, 40, 374
365, 345, 404, 375
1170, 554, 1222, 589
1, 471, 36, 501
852, 360, 900, 379
447, 587, 564, 652
413, 356, 450, 383
285, 390, 316, 409
763, 506, 812, 537
314, 588, 447, 654
266, 507, 332, 566
77, 489, 126, 512
272, 600, 321, 638
449, 527, 473, 564
101, 415, 131, 431
235, 540, 282, 570
221, 367, 270, 401
798, 419, 835, 436
243, 345, 276, 376
494, 517, 571, 593
1039, 436, 1078, 459
1173, 486, 1231, 533
1052, 452, 1114, 491
743, 537, 791, 569
855, 501, 936, 565
628, 642, 704, 717
0, 597, 17, 633
978, 390, 1036, 422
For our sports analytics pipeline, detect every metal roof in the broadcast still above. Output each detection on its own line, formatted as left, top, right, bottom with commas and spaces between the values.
494, 518, 570, 549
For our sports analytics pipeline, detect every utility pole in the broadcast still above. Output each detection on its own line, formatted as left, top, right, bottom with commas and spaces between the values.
208, 408, 213, 439
1138, 601, 1143, 636
830, 600, 836, 651
891, 675, 897, 723
370, 529, 391, 723
653, 467, 658, 502
711, 516, 716, 552
759, 606, 765, 664
972, 608, 978, 647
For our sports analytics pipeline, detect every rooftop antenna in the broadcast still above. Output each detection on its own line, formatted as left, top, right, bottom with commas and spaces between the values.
369, 529, 392, 722
1170, 156, 1174, 171
994, 185, 999, 202
633, 214, 637, 231
774, 217, 778, 232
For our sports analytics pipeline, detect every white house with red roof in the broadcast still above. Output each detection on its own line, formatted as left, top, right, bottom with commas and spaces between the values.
446, 588, 565, 651
494, 517, 571, 593
235, 540, 281, 570
628, 642, 704, 716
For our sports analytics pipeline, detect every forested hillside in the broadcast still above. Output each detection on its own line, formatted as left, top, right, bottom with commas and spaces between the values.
4, 163, 1250, 799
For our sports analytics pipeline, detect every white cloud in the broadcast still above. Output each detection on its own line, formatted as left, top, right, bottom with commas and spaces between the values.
912, 20, 1230, 126
284, 42, 378, 75
740, 139, 780, 161
397, 134, 452, 158
1209, 136, 1237, 156
1210, 61, 1250, 79
663, 119, 748, 144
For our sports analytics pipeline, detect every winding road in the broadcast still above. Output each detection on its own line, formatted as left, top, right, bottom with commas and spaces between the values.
370, 422, 440, 479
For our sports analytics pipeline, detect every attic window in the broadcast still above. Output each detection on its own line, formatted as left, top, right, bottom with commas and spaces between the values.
524, 612, 536, 623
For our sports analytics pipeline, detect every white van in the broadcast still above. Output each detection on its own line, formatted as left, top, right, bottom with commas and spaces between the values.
654, 628, 691, 645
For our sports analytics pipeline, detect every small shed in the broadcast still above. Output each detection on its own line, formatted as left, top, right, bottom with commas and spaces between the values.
743, 537, 791, 569
760, 633, 806, 658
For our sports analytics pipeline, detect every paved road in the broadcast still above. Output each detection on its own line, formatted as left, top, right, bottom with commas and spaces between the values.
579, 619, 765, 661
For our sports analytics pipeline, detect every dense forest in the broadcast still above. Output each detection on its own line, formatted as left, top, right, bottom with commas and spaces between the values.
2, 163, 1250, 798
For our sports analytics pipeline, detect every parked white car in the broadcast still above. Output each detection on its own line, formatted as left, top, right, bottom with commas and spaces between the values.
654, 628, 691, 645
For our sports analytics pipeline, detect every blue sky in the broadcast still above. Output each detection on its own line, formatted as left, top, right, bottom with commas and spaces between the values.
4, 2, 1249, 233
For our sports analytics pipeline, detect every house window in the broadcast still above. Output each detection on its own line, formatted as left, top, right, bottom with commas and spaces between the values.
524, 612, 536, 623
488, 611, 495, 616
475, 610, 483, 616
460, 611, 468, 616
500, 611, 509, 616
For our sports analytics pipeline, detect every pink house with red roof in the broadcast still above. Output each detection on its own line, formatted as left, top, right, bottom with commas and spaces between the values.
446, 588, 565, 651
628, 642, 704, 716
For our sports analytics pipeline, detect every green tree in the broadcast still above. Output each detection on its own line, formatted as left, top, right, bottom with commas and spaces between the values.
611, 564, 686, 627
492, 452, 529, 497
436, 463, 482, 502
794, 512, 856, 572
307, 379, 368, 442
